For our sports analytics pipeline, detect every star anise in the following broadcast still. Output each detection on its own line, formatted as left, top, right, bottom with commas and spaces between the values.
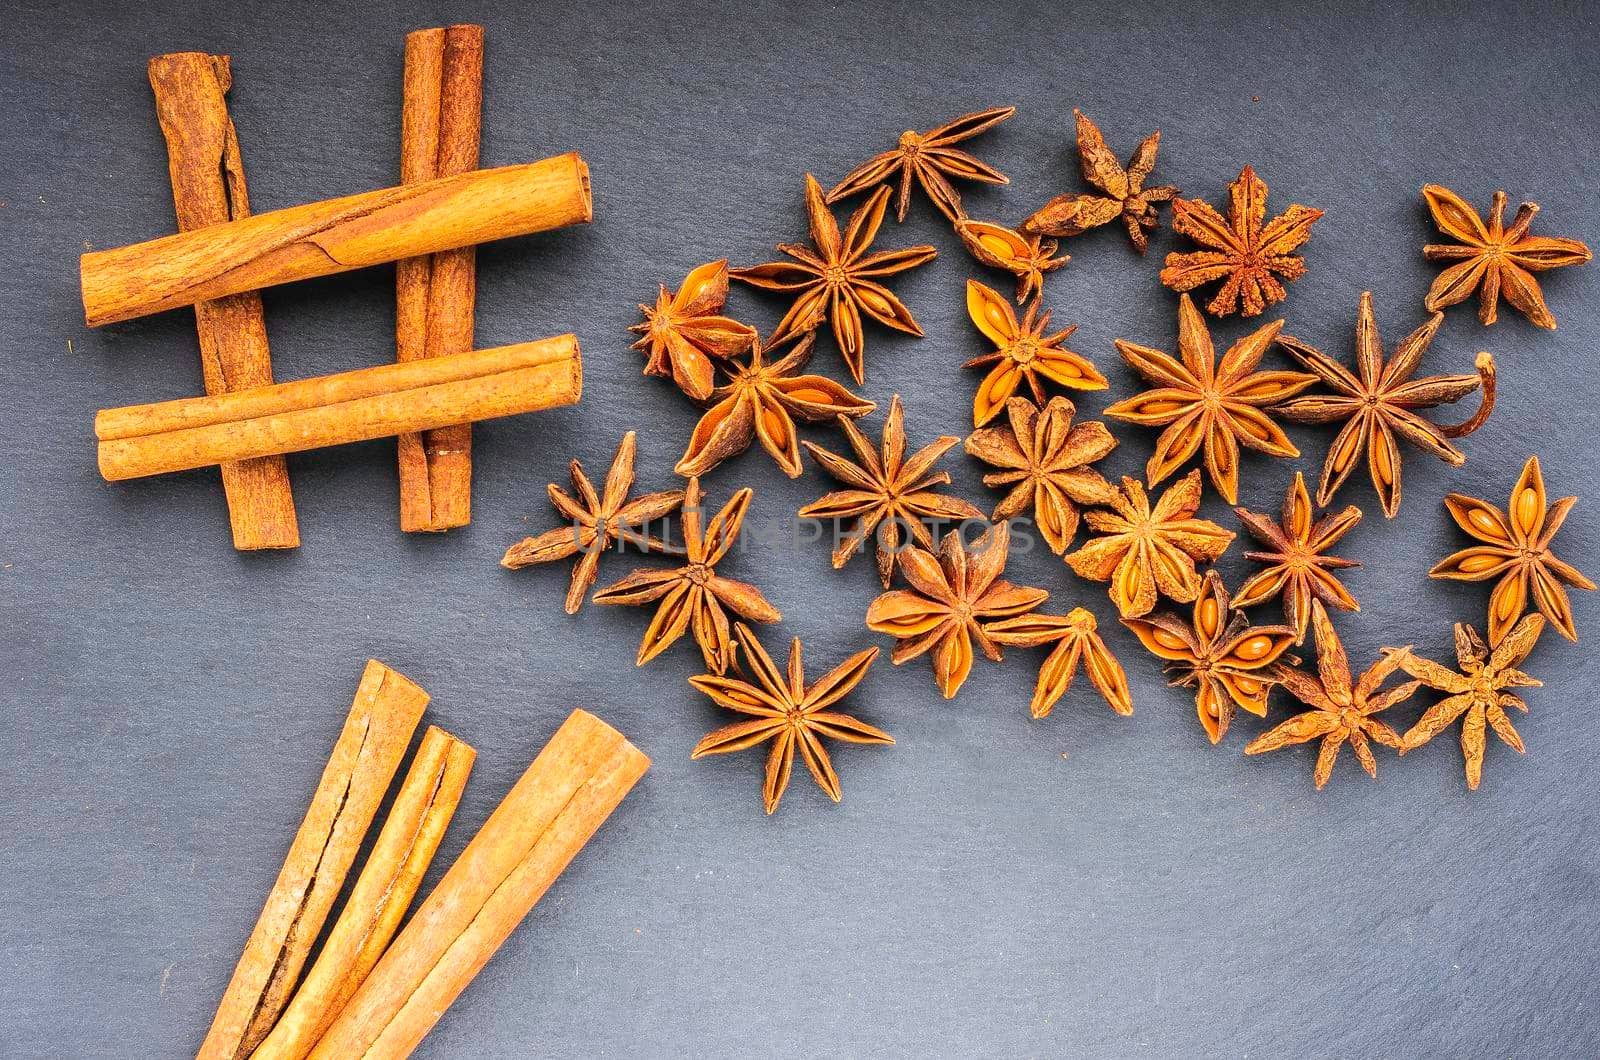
1272, 292, 1497, 518
1389, 615, 1545, 791
592, 477, 780, 674
1159, 165, 1322, 316
965, 280, 1107, 428
1429, 455, 1593, 643
825, 106, 1015, 223
1022, 109, 1177, 254
985, 607, 1133, 720
630, 259, 757, 400
1104, 293, 1313, 504
732, 176, 937, 384
1231, 471, 1362, 644
690, 623, 890, 815
798, 394, 984, 588
501, 432, 684, 615
964, 396, 1117, 555
1123, 570, 1296, 743
1243, 600, 1418, 789
865, 522, 1047, 699
1422, 184, 1592, 330
675, 329, 874, 480
1064, 470, 1236, 620
954, 219, 1068, 303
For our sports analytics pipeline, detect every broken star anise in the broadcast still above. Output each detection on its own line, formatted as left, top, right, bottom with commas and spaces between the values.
1429, 455, 1593, 643
1160, 165, 1322, 316
965, 280, 1108, 428
690, 623, 891, 816
964, 396, 1117, 555
985, 607, 1133, 720
732, 176, 937, 385
798, 393, 984, 588
1023, 109, 1177, 254
1105, 293, 1314, 504
1273, 292, 1497, 518
630, 260, 757, 401
1231, 471, 1362, 645
825, 106, 1015, 223
1422, 184, 1592, 330
865, 522, 1047, 699
955, 218, 1068, 303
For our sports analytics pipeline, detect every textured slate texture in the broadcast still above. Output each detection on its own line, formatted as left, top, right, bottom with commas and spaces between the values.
2, 0, 1597, 1056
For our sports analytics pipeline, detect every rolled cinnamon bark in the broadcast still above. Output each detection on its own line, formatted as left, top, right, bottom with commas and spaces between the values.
80, 153, 592, 326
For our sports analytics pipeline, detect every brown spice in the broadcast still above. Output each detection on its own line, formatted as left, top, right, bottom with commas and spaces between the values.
985, 607, 1133, 720
965, 280, 1107, 427
826, 106, 1014, 223
954, 218, 1068, 303
1231, 471, 1362, 645
630, 260, 757, 401
1023, 109, 1177, 253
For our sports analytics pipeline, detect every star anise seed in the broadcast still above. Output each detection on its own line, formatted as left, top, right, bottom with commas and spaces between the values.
826, 106, 1015, 223
630, 259, 758, 401
985, 607, 1133, 720
1023, 109, 1177, 254
1232, 471, 1362, 644
966, 280, 1108, 428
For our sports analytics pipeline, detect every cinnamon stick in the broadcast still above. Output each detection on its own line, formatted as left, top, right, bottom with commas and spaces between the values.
253, 725, 476, 1060
307, 710, 649, 1059
148, 52, 299, 550
80, 153, 592, 326
95, 335, 582, 481
198, 660, 429, 1060
396, 25, 484, 533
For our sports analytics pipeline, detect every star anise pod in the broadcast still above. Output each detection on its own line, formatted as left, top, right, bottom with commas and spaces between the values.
825, 106, 1015, 223
964, 396, 1117, 555
1243, 600, 1418, 789
1104, 293, 1313, 504
1123, 570, 1296, 743
1429, 455, 1593, 643
501, 432, 684, 615
1159, 165, 1322, 316
985, 607, 1133, 720
1231, 471, 1362, 644
592, 477, 780, 674
675, 329, 874, 480
798, 394, 984, 588
1022, 109, 1177, 253
865, 522, 1047, 699
690, 623, 890, 815
965, 280, 1108, 428
732, 176, 937, 384
629, 260, 758, 401
1273, 292, 1497, 518
1389, 614, 1545, 791
954, 219, 1068, 303
1422, 184, 1592, 330
1064, 470, 1236, 620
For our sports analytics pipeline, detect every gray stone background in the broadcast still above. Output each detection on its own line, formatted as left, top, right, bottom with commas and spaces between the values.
2, 0, 1596, 1056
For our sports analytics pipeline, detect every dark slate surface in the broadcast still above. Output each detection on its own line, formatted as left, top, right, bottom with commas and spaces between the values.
2, 1, 1597, 1056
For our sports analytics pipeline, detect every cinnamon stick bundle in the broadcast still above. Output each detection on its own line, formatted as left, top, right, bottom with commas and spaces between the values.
253, 725, 476, 1060
80, 153, 592, 326
198, 660, 429, 1060
308, 710, 649, 1059
396, 25, 484, 533
95, 335, 582, 480
147, 52, 299, 550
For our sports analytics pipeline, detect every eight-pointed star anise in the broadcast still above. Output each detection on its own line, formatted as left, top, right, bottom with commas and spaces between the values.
1389, 615, 1545, 791
675, 329, 874, 480
690, 623, 891, 816
865, 522, 1048, 699
798, 393, 984, 588
1064, 470, 1236, 620
965, 279, 1108, 427
1421, 184, 1592, 330
1232, 471, 1362, 645
964, 396, 1117, 555
1123, 570, 1297, 744
1429, 455, 1593, 643
1244, 600, 1418, 789
1105, 293, 1314, 504
825, 106, 1015, 223
985, 607, 1133, 720
732, 176, 937, 384
955, 219, 1068, 303
501, 431, 684, 614
592, 477, 780, 674
1022, 109, 1178, 254
1273, 292, 1497, 518
630, 259, 758, 401
1160, 165, 1322, 316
